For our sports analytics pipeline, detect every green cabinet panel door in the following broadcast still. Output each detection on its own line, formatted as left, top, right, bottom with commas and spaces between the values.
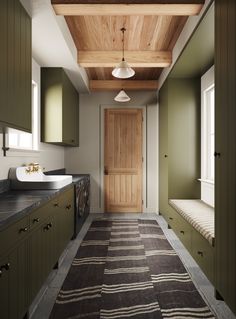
0, 0, 31, 132
159, 82, 169, 218
0, 187, 75, 318
0, 240, 29, 319
159, 78, 201, 217
41, 68, 79, 146
215, 0, 236, 314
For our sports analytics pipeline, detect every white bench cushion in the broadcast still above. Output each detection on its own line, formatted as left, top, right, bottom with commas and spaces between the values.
169, 199, 215, 246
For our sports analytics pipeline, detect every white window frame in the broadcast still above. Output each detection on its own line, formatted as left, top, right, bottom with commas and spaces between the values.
202, 84, 215, 181
5, 80, 40, 157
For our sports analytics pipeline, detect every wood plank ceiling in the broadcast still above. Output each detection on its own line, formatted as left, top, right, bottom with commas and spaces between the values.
52, 1, 205, 91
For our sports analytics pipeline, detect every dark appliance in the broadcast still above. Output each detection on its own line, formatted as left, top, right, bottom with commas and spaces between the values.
72, 174, 90, 238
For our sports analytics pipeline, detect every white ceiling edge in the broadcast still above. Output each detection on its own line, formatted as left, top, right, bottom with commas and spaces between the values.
158, 0, 214, 90
20, 0, 89, 93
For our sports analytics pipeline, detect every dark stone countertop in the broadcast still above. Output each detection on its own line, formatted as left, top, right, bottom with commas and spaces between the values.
0, 171, 90, 232
0, 184, 73, 232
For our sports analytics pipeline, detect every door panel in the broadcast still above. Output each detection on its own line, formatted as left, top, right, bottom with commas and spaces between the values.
104, 109, 142, 213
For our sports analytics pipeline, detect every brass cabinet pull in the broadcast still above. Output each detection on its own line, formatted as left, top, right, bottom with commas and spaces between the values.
0, 263, 10, 271
44, 222, 53, 231
104, 167, 108, 175
169, 217, 173, 220
180, 230, 185, 234
164, 154, 168, 158
33, 218, 40, 223
19, 227, 28, 233
66, 204, 72, 210
197, 251, 203, 257
214, 152, 221, 158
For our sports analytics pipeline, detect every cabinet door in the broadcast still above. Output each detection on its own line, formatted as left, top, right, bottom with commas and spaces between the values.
62, 72, 79, 146
60, 188, 74, 247
0, 0, 8, 123
0, 0, 31, 132
0, 240, 29, 319
29, 215, 57, 302
159, 82, 169, 217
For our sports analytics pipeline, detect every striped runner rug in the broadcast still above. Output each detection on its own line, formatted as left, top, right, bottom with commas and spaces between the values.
49, 219, 215, 319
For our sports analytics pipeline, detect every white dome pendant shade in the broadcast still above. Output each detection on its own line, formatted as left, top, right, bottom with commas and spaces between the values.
114, 89, 131, 103
112, 59, 135, 79
112, 27, 135, 79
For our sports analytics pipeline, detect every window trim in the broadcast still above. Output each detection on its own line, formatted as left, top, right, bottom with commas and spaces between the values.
201, 65, 215, 185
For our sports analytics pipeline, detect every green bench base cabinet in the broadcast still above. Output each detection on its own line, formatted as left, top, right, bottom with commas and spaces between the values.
164, 206, 215, 285
0, 0, 32, 132
0, 187, 74, 319
41, 68, 79, 147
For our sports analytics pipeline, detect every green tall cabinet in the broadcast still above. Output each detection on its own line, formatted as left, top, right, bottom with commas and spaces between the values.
0, 0, 31, 132
215, 0, 236, 314
41, 68, 79, 146
159, 78, 201, 217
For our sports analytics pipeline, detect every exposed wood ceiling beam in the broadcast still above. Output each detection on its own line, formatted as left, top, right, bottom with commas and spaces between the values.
79, 51, 172, 68
90, 80, 158, 91
52, 1, 204, 16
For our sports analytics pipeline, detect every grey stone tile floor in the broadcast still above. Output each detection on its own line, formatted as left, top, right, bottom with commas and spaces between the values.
30, 213, 236, 319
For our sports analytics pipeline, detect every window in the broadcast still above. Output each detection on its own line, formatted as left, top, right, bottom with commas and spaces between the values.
6, 81, 39, 151
202, 84, 215, 181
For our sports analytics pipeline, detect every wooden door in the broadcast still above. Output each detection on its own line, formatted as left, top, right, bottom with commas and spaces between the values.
104, 108, 143, 213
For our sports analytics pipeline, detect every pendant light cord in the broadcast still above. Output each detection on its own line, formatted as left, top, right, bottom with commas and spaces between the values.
121, 27, 126, 61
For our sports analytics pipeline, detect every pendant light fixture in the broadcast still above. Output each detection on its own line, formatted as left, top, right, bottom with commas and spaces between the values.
112, 27, 135, 79
114, 89, 131, 103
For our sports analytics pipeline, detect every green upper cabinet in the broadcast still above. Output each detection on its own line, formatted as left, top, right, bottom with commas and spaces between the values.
41, 68, 79, 147
0, 0, 32, 132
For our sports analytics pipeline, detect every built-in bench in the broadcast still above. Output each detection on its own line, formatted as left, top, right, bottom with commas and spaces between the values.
169, 199, 215, 246
165, 199, 215, 285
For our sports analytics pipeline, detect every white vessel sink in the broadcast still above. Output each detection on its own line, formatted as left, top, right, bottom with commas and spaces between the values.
9, 167, 72, 190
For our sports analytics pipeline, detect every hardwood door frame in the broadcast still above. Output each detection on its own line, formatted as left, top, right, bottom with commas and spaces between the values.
100, 104, 147, 213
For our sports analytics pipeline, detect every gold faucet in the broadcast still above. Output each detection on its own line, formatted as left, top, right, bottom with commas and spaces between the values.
25, 163, 41, 174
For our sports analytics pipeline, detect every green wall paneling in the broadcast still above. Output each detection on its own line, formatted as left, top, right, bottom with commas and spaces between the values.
215, 0, 236, 314
0, 0, 31, 132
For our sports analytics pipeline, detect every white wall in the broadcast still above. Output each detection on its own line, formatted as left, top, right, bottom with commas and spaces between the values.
65, 91, 158, 214
0, 59, 65, 180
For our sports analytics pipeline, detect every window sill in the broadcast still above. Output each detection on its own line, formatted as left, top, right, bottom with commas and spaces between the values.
5, 148, 40, 158
198, 178, 214, 185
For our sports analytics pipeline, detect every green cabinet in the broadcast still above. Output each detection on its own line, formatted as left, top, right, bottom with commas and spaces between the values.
159, 78, 201, 215
159, 83, 169, 218
0, 186, 74, 318
215, 0, 236, 313
0, 222, 29, 319
29, 187, 74, 303
41, 68, 79, 146
0, 0, 31, 132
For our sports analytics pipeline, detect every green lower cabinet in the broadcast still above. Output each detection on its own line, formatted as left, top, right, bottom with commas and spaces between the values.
163, 208, 215, 286
172, 214, 192, 252
29, 215, 57, 302
0, 187, 75, 318
0, 239, 29, 319
58, 188, 74, 251
191, 229, 215, 285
